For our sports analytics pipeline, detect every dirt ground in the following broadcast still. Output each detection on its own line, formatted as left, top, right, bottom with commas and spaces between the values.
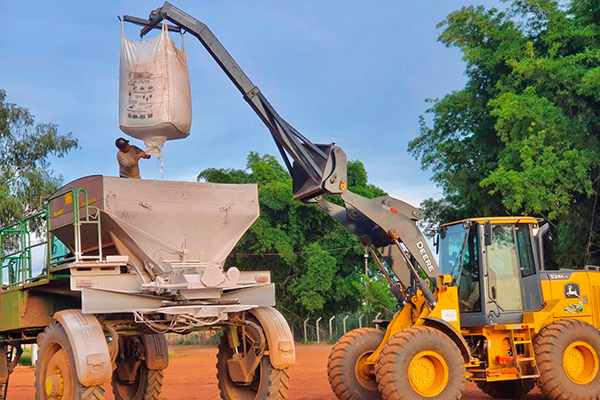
7, 344, 544, 400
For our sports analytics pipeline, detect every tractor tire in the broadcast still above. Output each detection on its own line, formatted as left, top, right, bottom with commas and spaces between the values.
375, 326, 465, 400
112, 363, 164, 400
216, 333, 289, 400
534, 319, 600, 400
35, 322, 105, 400
476, 379, 535, 399
327, 328, 384, 400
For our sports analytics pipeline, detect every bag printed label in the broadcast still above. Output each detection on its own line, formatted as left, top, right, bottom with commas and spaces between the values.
126, 71, 157, 120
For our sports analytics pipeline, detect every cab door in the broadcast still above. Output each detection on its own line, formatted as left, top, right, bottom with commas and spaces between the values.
485, 224, 525, 315
484, 224, 544, 324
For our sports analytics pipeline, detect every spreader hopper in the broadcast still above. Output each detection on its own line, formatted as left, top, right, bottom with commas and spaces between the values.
47, 175, 273, 314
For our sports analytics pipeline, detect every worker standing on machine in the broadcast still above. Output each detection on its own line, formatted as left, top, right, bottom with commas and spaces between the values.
115, 137, 150, 179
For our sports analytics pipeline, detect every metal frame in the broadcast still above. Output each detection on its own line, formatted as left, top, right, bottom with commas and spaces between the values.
123, 3, 440, 307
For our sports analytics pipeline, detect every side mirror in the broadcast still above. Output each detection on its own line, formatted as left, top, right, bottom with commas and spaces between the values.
491, 285, 497, 300
484, 222, 492, 246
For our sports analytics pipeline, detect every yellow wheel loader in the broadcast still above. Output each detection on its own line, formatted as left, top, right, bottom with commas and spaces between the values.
326, 217, 600, 400
124, 4, 600, 399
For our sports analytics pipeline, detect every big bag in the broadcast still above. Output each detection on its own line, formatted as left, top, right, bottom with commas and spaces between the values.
119, 22, 192, 156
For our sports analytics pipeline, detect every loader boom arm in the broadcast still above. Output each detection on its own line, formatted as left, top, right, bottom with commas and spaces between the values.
124, 3, 441, 306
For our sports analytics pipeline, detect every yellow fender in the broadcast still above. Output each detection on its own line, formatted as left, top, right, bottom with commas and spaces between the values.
248, 306, 295, 369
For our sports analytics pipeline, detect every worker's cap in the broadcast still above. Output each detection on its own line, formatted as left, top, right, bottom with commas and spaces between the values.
115, 137, 130, 149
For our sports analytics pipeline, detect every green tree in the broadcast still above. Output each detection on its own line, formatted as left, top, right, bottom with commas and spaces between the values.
198, 152, 394, 328
409, 0, 600, 268
0, 89, 78, 228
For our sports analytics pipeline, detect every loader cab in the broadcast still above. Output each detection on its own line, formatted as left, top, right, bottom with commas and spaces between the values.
437, 217, 544, 327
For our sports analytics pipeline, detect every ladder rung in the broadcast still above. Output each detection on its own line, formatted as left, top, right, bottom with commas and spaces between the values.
519, 374, 540, 379
517, 357, 536, 362
514, 340, 532, 344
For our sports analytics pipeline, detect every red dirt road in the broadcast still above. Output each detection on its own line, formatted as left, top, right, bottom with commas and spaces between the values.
7, 344, 544, 400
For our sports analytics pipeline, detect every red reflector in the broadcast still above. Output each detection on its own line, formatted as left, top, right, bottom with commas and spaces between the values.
389, 208, 398, 214
256, 275, 269, 283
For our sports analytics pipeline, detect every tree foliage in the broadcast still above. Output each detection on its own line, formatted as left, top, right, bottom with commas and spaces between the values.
409, 0, 600, 268
0, 89, 78, 228
199, 152, 393, 326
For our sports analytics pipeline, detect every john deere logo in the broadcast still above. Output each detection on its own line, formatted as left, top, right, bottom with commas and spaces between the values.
564, 283, 580, 299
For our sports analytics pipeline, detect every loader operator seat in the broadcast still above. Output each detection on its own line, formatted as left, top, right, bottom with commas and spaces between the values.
459, 259, 481, 312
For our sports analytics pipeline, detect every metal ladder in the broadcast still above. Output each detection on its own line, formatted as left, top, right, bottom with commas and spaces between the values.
509, 329, 540, 379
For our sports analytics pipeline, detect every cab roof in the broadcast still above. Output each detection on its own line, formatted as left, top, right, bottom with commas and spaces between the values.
440, 216, 539, 228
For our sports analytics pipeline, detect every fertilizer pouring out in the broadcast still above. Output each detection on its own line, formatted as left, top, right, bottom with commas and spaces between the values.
3, 3, 600, 400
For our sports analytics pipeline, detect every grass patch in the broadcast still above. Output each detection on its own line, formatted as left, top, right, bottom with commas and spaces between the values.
19, 348, 32, 366
168, 350, 188, 359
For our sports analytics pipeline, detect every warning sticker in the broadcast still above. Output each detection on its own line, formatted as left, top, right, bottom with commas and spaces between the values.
441, 309, 458, 322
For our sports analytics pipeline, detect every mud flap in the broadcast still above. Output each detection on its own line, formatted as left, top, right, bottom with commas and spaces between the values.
54, 309, 112, 387
248, 307, 295, 369
142, 334, 169, 370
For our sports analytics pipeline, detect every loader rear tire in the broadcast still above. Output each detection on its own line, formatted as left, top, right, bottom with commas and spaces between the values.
327, 328, 384, 400
35, 322, 105, 400
375, 326, 465, 400
534, 319, 600, 400
216, 328, 289, 400
476, 379, 535, 399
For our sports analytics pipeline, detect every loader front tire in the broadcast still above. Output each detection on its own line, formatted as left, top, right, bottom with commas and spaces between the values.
35, 322, 105, 400
375, 326, 465, 400
476, 379, 535, 399
327, 327, 384, 400
534, 319, 600, 400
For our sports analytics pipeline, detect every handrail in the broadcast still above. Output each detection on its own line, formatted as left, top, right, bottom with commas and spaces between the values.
0, 212, 46, 289
1, 186, 104, 290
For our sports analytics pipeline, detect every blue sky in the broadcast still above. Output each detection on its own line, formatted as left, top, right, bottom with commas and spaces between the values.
1, 1, 498, 207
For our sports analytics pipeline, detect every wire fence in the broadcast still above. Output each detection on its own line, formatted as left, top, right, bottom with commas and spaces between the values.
294, 311, 391, 344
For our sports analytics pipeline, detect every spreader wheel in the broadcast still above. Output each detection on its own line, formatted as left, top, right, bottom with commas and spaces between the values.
35, 322, 105, 400
216, 319, 289, 400
112, 337, 164, 400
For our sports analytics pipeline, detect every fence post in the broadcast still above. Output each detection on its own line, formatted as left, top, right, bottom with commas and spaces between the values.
304, 318, 310, 343
329, 316, 336, 340
359, 314, 364, 328
316, 317, 323, 344
343, 315, 349, 334
374, 312, 381, 327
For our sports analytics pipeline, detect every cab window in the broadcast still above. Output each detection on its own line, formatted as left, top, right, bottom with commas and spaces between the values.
516, 224, 535, 277
439, 223, 480, 313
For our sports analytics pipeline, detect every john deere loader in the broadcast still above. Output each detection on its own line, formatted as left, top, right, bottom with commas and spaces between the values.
119, 4, 600, 400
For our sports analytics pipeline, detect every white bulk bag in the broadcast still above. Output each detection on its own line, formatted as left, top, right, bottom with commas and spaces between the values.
119, 22, 192, 156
